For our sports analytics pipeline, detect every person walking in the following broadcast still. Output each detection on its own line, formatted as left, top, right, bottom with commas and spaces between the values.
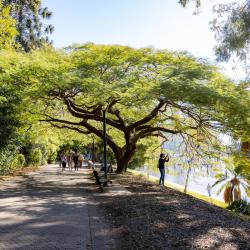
58, 153, 63, 168
62, 155, 67, 171
73, 153, 79, 171
78, 154, 84, 168
158, 153, 169, 185
67, 153, 73, 171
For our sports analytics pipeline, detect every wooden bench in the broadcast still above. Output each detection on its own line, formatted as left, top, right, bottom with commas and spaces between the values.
93, 170, 112, 192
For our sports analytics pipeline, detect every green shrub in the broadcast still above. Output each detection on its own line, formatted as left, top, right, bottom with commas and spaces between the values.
17, 154, 25, 166
11, 154, 25, 169
48, 151, 57, 164
38, 144, 48, 165
227, 199, 250, 215
0, 142, 20, 175
29, 148, 42, 166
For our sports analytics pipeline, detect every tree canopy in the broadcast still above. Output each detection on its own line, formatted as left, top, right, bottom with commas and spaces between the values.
0, 0, 17, 49
1, 44, 248, 172
212, 1, 250, 63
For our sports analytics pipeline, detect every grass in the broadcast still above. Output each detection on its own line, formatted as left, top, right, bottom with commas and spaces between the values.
128, 169, 227, 208
228, 210, 250, 221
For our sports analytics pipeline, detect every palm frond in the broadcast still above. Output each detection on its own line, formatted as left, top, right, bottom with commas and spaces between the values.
216, 181, 229, 195
211, 176, 228, 188
241, 182, 250, 196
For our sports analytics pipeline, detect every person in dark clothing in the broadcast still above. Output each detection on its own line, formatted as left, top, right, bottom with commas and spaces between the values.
62, 155, 67, 171
73, 154, 79, 171
158, 153, 169, 185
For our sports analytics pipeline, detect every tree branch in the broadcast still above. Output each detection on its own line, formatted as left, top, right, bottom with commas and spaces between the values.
64, 98, 124, 131
41, 115, 122, 156
133, 126, 179, 143
128, 99, 166, 130
107, 99, 125, 125
48, 122, 92, 134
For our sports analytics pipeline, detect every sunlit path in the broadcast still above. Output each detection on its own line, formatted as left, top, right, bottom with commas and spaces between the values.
0, 165, 110, 250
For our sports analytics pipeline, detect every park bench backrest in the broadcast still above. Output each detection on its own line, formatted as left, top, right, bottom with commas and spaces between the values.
93, 170, 101, 185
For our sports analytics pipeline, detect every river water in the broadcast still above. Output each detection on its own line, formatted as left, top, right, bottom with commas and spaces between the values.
136, 162, 250, 202
136, 135, 249, 202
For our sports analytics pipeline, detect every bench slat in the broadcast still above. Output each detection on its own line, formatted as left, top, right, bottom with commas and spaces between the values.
93, 170, 112, 192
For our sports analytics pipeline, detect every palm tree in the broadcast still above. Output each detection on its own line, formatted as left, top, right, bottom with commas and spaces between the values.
211, 168, 250, 205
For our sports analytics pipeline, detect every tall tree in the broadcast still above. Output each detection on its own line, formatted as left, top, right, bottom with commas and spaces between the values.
11, 44, 248, 173
0, 51, 25, 148
211, 1, 250, 63
3, 0, 53, 51
180, 1, 250, 69
0, 0, 17, 49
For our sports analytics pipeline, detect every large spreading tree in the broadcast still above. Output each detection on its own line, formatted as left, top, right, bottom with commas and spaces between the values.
0, 1, 248, 175
5, 43, 246, 173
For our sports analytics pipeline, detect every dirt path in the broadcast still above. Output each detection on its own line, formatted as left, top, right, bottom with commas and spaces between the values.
0, 165, 114, 250
99, 173, 250, 250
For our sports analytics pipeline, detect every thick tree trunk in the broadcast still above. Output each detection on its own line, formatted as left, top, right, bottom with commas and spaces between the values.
115, 145, 136, 173
116, 157, 131, 173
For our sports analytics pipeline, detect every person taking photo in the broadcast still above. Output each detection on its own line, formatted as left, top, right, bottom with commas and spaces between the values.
158, 153, 169, 185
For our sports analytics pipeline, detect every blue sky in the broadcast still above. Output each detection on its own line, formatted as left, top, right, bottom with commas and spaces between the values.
42, 0, 242, 79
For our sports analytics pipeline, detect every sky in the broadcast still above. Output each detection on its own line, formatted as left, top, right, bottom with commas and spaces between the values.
41, 0, 243, 80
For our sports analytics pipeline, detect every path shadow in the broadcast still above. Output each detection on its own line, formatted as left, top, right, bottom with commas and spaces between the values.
0, 167, 98, 250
